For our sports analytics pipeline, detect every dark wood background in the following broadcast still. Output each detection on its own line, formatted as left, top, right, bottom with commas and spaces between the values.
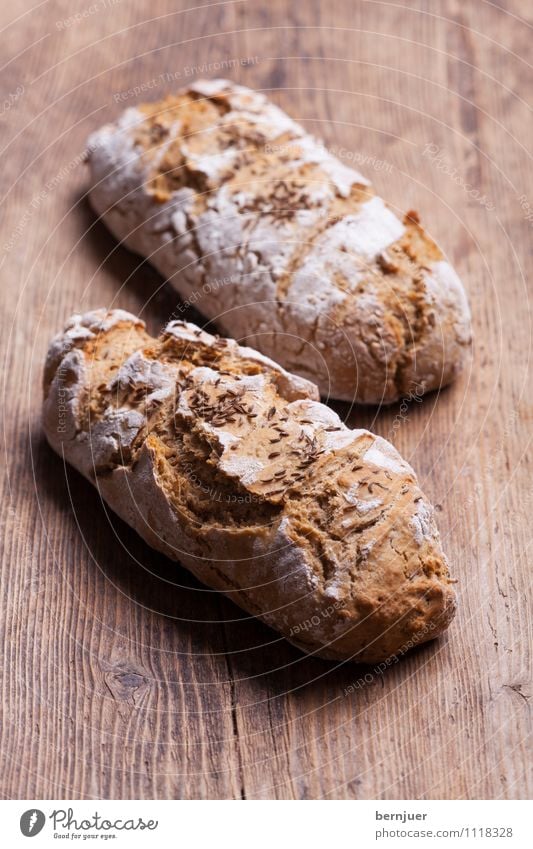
1, 0, 531, 799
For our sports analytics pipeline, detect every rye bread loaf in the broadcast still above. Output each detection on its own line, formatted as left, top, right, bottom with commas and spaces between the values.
86, 78, 471, 405
43, 308, 456, 662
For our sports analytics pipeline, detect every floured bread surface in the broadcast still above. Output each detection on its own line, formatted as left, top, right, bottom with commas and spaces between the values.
87, 78, 471, 404
43, 309, 456, 662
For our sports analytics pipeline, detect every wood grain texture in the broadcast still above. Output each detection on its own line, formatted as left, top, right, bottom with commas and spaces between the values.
0, 0, 531, 800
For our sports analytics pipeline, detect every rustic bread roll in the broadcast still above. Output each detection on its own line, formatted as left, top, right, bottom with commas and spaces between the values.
43, 309, 456, 662
87, 78, 471, 405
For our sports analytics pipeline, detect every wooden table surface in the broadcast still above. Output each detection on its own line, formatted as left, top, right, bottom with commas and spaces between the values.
1, 0, 531, 800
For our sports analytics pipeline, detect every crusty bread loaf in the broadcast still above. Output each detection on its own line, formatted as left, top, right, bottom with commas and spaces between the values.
43, 308, 456, 662
87, 78, 471, 405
